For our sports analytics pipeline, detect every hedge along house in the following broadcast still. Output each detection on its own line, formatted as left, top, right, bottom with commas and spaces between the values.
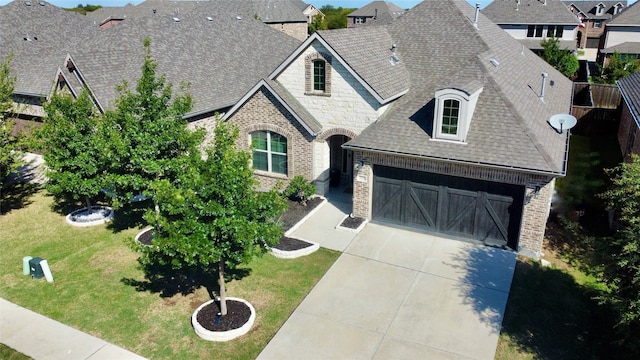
223, 0, 573, 257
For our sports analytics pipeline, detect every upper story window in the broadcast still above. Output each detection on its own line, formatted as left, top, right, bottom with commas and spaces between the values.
433, 84, 483, 142
547, 25, 564, 38
527, 25, 544, 38
251, 130, 288, 175
596, 3, 605, 15
313, 60, 326, 91
593, 20, 602, 28
614, 4, 623, 14
355, 17, 366, 24
305, 52, 332, 96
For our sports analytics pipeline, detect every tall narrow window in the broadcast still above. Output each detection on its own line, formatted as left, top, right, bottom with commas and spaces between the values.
535, 25, 544, 37
555, 26, 563, 38
547, 25, 556, 37
527, 25, 535, 37
252, 131, 288, 175
441, 99, 460, 135
313, 60, 326, 92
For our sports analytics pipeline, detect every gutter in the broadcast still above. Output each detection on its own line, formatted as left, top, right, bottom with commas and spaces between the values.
342, 144, 566, 178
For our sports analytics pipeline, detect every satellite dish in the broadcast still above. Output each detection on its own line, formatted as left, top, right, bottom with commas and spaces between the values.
548, 114, 577, 133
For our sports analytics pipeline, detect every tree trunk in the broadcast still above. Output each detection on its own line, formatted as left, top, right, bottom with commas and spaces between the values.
85, 196, 93, 214
218, 260, 227, 316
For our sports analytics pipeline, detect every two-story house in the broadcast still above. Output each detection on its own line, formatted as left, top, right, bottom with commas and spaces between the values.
483, 0, 580, 51
346, 1, 406, 28
220, 0, 574, 257
597, 0, 640, 67
564, 0, 626, 58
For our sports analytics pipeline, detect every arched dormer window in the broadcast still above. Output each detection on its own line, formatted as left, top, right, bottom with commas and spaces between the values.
433, 83, 483, 142
305, 52, 332, 96
251, 130, 288, 175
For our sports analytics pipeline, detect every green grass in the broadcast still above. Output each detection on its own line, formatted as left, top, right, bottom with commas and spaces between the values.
0, 188, 339, 359
0, 344, 32, 360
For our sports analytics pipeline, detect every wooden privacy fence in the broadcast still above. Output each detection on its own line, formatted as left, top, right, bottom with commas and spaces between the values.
572, 82, 622, 135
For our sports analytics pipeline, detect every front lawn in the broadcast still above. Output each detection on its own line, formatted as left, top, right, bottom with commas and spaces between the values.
0, 188, 339, 359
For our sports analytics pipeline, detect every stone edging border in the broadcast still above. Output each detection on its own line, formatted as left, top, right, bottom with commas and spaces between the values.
270, 239, 320, 259
283, 196, 327, 236
192, 297, 256, 342
65, 206, 114, 227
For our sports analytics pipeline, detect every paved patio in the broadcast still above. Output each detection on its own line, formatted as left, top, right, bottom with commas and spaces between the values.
258, 199, 516, 359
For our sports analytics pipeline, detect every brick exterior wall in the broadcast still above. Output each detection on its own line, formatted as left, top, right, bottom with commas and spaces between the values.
352, 150, 555, 257
267, 22, 308, 42
618, 103, 640, 161
226, 87, 315, 190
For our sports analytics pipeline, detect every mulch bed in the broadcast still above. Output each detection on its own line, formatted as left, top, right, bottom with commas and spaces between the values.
272, 236, 313, 251
279, 197, 324, 230
196, 299, 251, 331
339, 216, 365, 229
272, 197, 324, 251
138, 228, 153, 246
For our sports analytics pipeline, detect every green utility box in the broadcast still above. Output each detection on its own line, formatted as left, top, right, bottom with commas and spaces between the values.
29, 257, 44, 279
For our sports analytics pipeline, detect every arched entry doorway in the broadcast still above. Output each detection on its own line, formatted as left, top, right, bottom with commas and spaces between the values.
327, 134, 353, 188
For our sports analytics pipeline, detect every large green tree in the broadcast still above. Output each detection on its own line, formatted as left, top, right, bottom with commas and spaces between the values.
0, 54, 22, 195
594, 52, 640, 84
41, 89, 103, 212
601, 154, 640, 352
540, 38, 579, 78
101, 38, 203, 208
141, 121, 286, 315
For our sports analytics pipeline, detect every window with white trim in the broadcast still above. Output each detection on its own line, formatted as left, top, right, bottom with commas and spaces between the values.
433, 86, 483, 142
251, 131, 288, 175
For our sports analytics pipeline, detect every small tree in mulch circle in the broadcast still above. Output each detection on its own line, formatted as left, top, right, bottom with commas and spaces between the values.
283, 175, 316, 206
141, 121, 286, 316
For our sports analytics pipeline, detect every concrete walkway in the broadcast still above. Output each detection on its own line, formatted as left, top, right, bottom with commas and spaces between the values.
0, 298, 147, 360
258, 197, 516, 360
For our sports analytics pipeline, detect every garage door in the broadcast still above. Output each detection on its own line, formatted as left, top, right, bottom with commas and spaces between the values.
372, 166, 524, 249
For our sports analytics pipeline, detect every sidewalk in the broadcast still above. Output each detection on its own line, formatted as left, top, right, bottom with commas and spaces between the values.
0, 298, 147, 360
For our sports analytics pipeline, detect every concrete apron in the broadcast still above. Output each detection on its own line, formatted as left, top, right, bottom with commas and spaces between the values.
258, 223, 516, 360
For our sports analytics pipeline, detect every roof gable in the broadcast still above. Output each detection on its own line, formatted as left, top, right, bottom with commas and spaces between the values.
608, 0, 640, 25
270, 30, 410, 104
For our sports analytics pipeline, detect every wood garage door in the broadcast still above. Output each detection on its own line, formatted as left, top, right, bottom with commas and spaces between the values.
372, 166, 524, 249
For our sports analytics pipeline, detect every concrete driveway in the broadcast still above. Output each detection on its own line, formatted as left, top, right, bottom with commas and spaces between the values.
258, 202, 516, 359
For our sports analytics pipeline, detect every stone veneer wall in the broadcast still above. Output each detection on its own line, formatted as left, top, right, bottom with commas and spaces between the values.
267, 22, 308, 42
352, 150, 556, 257
226, 87, 315, 190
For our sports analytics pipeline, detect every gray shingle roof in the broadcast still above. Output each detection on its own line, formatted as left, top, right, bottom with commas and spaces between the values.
73, 10, 301, 116
483, 0, 580, 24
345, 0, 573, 175
608, 0, 640, 25
265, 78, 323, 134
601, 41, 640, 54
0, 1, 99, 96
316, 26, 410, 102
618, 71, 640, 128
86, 0, 307, 25
349, 1, 406, 18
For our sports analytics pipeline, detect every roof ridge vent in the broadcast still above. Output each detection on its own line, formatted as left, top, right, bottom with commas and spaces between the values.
489, 58, 500, 67
539, 72, 548, 101
173, 17, 180, 22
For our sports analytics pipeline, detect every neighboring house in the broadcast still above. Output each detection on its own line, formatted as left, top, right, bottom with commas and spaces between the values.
221, 0, 574, 257
617, 71, 640, 160
0, 0, 301, 143
483, 0, 580, 51
347, 1, 406, 28
86, 0, 310, 41
0, 0, 99, 127
292, 0, 324, 25
564, 1, 626, 53
597, 1, 640, 67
